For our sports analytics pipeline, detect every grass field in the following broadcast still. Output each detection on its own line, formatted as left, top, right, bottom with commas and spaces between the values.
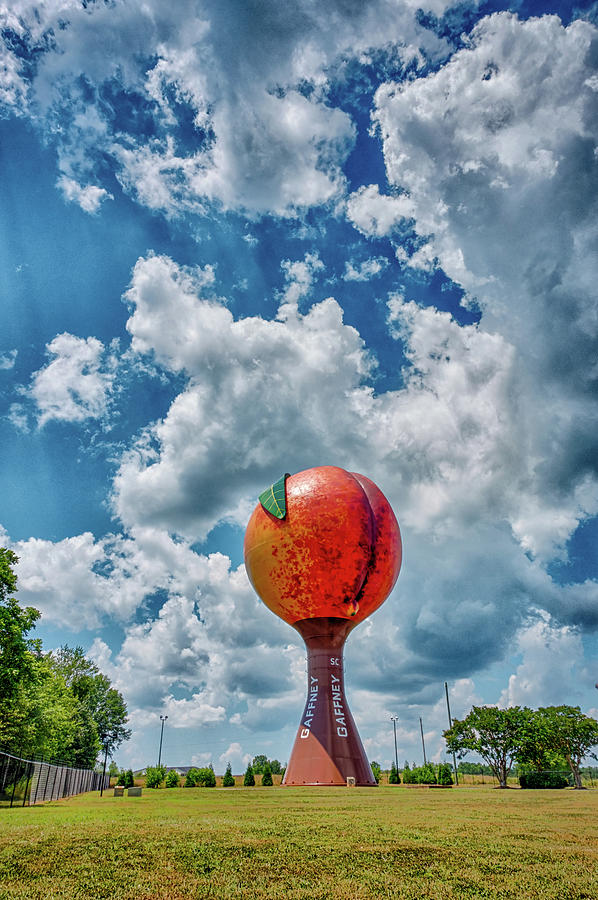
0, 785, 596, 899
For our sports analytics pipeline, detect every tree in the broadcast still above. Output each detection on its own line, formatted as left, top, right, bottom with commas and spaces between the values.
108, 761, 120, 779
145, 765, 165, 788
261, 762, 273, 786
269, 759, 282, 775
370, 761, 381, 784
0, 548, 41, 749
243, 763, 255, 786
415, 763, 437, 784
533, 707, 598, 790
165, 770, 180, 788
437, 762, 454, 786
222, 762, 235, 786
389, 761, 400, 784
251, 755, 268, 775
50, 647, 131, 761
402, 762, 413, 784
444, 705, 529, 788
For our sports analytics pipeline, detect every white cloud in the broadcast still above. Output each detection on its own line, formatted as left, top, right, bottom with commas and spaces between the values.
346, 184, 415, 237
218, 742, 251, 774
57, 176, 113, 214
343, 256, 389, 281
0, 0, 448, 217
499, 613, 586, 708
26, 333, 115, 427
373, 12, 598, 561
0, 349, 17, 370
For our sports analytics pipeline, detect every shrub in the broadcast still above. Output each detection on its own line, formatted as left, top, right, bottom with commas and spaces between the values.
145, 765, 166, 788
244, 763, 255, 786
200, 765, 216, 787
519, 771, 570, 789
415, 763, 437, 784
370, 761, 381, 784
165, 769, 180, 788
389, 762, 400, 784
222, 763, 235, 787
402, 763, 413, 784
118, 769, 134, 788
185, 766, 216, 787
261, 763, 273, 786
437, 763, 454, 786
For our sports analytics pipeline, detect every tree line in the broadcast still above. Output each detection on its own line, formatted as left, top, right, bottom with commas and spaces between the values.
0, 548, 130, 768
444, 704, 598, 788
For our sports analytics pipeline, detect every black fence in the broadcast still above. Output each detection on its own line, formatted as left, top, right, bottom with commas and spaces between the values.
0, 750, 109, 808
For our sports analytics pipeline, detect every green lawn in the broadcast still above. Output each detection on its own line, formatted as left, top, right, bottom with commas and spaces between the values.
0, 785, 597, 899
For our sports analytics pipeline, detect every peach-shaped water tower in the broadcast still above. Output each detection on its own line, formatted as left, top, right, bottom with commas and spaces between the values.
244, 466, 401, 786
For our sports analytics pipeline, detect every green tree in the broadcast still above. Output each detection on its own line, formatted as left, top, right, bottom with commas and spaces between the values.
0, 548, 41, 750
269, 759, 282, 775
402, 762, 413, 784
222, 762, 235, 786
50, 647, 131, 762
251, 755, 268, 775
444, 705, 529, 788
165, 769, 180, 788
244, 763, 255, 786
145, 765, 165, 788
261, 762, 273, 786
108, 761, 120, 779
370, 761, 381, 784
437, 762, 454, 786
415, 763, 437, 784
532, 706, 598, 790
389, 761, 400, 784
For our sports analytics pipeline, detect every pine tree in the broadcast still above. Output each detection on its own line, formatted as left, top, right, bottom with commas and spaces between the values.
243, 763, 255, 786
389, 761, 400, 784
222, 762, 235, 786
261, 762, 273, 786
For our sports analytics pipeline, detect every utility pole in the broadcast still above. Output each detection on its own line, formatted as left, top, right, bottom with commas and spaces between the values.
419, 717, 427, 765
100, 743, 109, 797
390, 716, 399, 775
158, 715, 168, 768
444, 681, 459, 786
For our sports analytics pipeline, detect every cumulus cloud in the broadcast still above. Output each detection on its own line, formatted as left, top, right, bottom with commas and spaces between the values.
57, 175, 113, 214
24, 333, 115, 427
0, 0, 446, 217
499, 613, 587, 709
372, 12, 598, 561
0, 349, 17, 370
343, 256, 389, 281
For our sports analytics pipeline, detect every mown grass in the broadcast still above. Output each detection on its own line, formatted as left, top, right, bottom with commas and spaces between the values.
0, 785, 596, 899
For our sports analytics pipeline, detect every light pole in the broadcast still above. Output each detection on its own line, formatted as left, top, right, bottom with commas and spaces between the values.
419, 717, 427, 765
390, 716, 399, 777
158, 715, 168, 768
444, 681, 459, 786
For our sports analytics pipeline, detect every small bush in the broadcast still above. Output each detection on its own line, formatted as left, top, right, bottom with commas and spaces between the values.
244, 764, 255, 787
519, 771, 570, 789
437, 763, 454, 786
145, 765, 166, 788
402, 763, 413, 784
370, 761, 381, 784
222, 763, 235, 787
414, 763, 437, 784
389, 762, 400, 784
184, 766, 216, 787
261, 763, 273, 786
165, 770, 180, 788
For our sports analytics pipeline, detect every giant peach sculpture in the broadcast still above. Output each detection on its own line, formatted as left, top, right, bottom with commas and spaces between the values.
244, 466, 401, 786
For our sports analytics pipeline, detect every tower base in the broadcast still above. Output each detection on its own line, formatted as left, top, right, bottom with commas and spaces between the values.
283, 618, 376, 786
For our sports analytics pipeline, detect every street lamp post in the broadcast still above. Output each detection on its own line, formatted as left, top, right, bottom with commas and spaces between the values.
419, 717, 427, 765
444, 681, 459, 786
158, 715, 168, 768
390, 716, 399, 776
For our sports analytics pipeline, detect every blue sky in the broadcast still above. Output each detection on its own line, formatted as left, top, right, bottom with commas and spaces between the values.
2, 0, 598, 773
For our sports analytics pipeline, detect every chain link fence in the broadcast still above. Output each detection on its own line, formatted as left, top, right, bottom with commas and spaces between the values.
0, 750, 108, 808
